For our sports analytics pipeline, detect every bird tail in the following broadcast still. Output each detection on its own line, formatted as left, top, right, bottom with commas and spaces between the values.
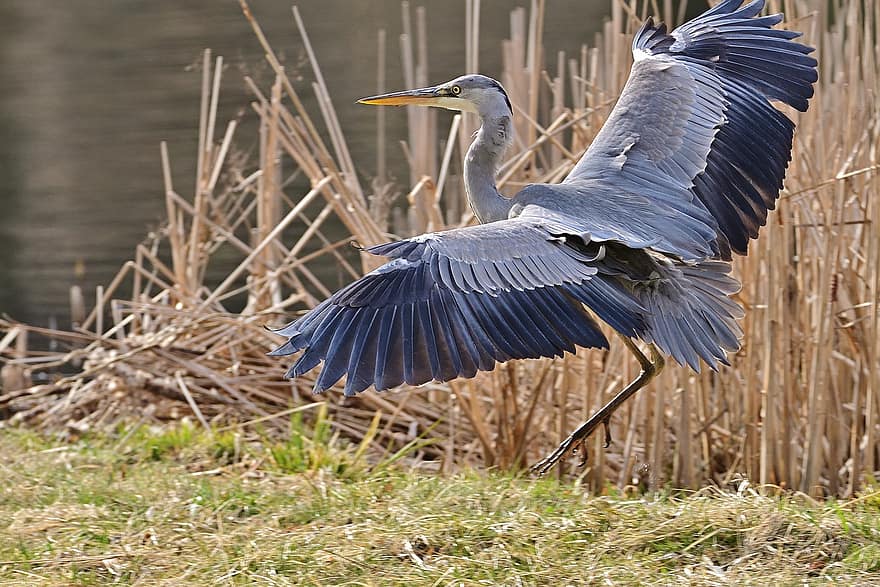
633, 259, 744, 371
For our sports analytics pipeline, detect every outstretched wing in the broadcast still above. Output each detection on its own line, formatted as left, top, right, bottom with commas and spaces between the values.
565, 0, 817, 257
269, 213, 647, 395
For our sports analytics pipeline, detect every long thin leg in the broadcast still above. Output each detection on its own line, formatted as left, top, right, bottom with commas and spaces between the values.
530, 338, 665, 475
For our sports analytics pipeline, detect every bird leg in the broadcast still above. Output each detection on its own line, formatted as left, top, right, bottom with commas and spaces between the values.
530, 338, 665, 476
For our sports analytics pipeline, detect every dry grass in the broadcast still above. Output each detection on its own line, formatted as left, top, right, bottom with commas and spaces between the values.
0, 426, 878, 585
0, 0, 879, 497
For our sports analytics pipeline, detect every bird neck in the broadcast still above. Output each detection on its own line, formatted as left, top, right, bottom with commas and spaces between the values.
464, 115, 513, 223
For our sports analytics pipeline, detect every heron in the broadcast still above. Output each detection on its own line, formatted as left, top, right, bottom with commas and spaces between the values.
269, 0, 817, 473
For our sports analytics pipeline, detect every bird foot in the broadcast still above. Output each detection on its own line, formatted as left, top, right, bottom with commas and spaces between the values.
530, 417, 612, 476
530, 436, 579, 476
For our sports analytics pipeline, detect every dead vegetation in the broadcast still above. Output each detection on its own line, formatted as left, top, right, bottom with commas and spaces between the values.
0, 0, 878, 497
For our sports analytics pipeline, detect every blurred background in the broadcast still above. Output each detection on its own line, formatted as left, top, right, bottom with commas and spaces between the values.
0, 0, 621, 327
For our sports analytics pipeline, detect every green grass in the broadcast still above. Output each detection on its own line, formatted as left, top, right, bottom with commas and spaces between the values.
0, 425, 877, 585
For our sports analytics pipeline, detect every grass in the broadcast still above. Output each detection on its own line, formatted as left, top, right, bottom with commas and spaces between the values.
0, 424, 878, 585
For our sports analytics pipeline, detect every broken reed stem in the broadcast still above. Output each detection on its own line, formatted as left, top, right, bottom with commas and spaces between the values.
175, 371, 211, 431
376, 28, 387, 185
292, 5, 363, 201
159, 142, 185, 290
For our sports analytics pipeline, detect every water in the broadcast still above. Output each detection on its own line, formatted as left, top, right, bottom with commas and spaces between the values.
0, 0, 610, 327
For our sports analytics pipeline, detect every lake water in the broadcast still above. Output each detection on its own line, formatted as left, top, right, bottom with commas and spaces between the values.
0, 0, 613, 327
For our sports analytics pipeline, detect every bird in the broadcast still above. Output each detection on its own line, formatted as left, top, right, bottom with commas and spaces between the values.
268, 0, 817, 474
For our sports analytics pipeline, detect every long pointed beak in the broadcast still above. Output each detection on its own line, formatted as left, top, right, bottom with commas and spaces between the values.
358, 86, 445, 107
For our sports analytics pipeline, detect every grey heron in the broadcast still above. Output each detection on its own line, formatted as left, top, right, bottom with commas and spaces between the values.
269, 0, 817, 473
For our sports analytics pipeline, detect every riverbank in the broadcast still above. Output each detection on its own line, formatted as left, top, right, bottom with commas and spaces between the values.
0, 424, 878, 585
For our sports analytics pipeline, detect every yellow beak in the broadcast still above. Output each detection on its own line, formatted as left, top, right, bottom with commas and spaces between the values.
357, 86, 445, 107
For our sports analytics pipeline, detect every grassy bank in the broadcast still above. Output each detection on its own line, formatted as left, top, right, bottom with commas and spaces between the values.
0, 425, 878, 585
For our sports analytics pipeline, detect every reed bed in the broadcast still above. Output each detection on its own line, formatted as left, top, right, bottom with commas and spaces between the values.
0, 0, 878, 497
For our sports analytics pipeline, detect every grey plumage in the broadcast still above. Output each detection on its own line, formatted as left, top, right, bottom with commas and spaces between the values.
268, 0, 817, 456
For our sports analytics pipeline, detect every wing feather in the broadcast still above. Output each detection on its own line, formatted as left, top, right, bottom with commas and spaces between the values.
562, 0, 816, 258
271, 215, 651, 394
345, 309, 380, 394
436, 289, 482, 375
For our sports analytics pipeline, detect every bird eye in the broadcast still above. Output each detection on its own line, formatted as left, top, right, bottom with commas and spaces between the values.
450, 85, 462, 96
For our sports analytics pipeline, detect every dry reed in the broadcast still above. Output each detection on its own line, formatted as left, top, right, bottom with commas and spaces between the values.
0, 0, 878, 497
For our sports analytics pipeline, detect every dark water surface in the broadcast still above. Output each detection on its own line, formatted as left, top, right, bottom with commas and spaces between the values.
0, 0, 610, 326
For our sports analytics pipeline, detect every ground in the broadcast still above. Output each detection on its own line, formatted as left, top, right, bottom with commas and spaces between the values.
0, 421, 878, 586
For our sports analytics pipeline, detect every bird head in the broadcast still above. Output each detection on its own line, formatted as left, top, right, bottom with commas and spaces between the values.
358, 74, 512, 119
